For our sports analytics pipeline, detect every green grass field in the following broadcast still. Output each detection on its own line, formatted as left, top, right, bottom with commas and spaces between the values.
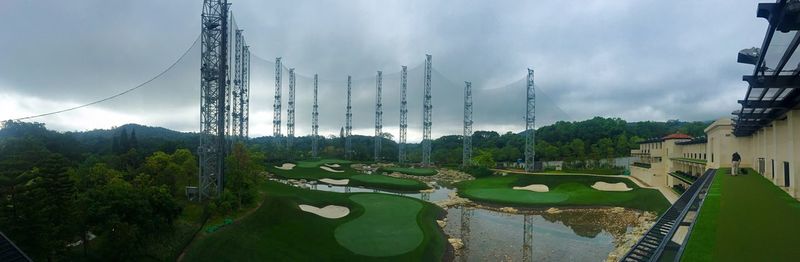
681, 168, 800, 261
542, 168, 623, 176
295, 159, 353, 168
379, 167, 438, 176
268, 160, 429, 191
456, 174, 670, 214
183, 181, 445, 261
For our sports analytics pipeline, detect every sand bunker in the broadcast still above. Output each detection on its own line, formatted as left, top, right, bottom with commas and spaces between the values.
275, 163, 296, 170
325, 163, 341, 168
319, 178, 349, 185
299, 204, 350, 219
512, 184, 549, 192
592, 181, 633, 191
320, 166, 345, 173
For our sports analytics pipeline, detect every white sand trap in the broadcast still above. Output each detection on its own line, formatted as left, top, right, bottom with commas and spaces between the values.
275, 163, 296, 170
320, 166, 345, 173
319, 178, 349, 185
513, 184, 549, 192
325, 163, 341, 168
592, 181, 633, 191
298, 204, 350, 219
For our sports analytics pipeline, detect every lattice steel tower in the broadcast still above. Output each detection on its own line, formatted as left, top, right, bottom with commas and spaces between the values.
345, 76, 353, 159
241, 45, 250, 138
231, 29, 244, 139
525, 68, 536, 172
374, 71, 383, 162
287, 68, 296, 149
463, 81, 473, 167
312, 74, 319, 158
273, 57, 282, 143
199, 0, 229, 200
421, 55, 433, 166
398, 66, 408, 164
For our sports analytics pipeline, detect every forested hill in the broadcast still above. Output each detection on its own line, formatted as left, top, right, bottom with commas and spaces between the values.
0, 117, 710, 163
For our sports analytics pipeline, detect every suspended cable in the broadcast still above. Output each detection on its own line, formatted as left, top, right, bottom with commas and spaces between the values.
10, 35, 201, 121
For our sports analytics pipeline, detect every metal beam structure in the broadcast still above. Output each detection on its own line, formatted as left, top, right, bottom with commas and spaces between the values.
287, 68, 296, 149
199, 0, 229, 200
422, 54, 433, 166
345, 76, 353, 159
312, 74, 319, 158
463, 81, 473, 167
398, 65, 408, 164
242, 45, 250, 138
273, 57, 282, 144
231, 29, 244, 139
374, 71, 383, 162
525, 68, 536, 172
523, 214, 534, 261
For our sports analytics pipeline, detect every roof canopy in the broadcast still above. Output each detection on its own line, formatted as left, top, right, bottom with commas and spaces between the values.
733, 0, 800, 136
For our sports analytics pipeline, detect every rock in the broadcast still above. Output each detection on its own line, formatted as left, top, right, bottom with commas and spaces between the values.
499, 207, 518, 213
545, 207, 562, 214
448, 238, 464, 250
437, 220, 446, 228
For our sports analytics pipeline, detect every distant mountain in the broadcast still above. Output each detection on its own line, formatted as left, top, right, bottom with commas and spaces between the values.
69, 123, 195, 140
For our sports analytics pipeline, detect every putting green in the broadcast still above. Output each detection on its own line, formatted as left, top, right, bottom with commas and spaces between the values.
334, 194, 424, 257
296, 159, 353, 168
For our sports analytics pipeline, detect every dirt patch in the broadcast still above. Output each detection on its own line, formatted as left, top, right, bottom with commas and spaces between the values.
592, 181, 632, 191
299, 204, 350, 219
513, 184, 549, 192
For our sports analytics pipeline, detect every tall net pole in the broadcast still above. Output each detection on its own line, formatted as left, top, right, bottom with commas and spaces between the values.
199, 0, 229, 200
463, 81, 473, 167
345, 76, 353, 159
312, 74, 319, 158
422, 54, 433, 166
242, 45, 250, 138
287, 68, 296, 149
273, 57, 282, 144
398, 66, 408, 164
374, 71, 383, 162
525, 68, 536, 172
232, 29, 243, 139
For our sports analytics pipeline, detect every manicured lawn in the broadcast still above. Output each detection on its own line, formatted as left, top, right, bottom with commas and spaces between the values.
183, 181, 445, 261
268, 160, 429, 191
295, 159, 353, 168
334, 194, 424, 256
681, 168, 800, 261
542, 168, 623, 176
380, 167, 438, 176
456, 174, 670, 214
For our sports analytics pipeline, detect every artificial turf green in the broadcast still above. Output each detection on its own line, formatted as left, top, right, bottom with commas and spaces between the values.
335, 194, 424, 257
542, 168, 623, 176
183, 181, 445, 261
456, 174, 670, 214
681, 168, 800, 261
268, 161, 429, 191
380, 167, 439, 176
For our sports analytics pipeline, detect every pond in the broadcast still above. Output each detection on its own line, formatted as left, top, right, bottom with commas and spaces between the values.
273, 178, 639, 261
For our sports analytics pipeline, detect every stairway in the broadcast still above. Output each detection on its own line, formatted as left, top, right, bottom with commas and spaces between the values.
621, 169, 716, 262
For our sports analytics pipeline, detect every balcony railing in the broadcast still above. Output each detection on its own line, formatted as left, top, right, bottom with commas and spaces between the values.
633, 162, 652, 168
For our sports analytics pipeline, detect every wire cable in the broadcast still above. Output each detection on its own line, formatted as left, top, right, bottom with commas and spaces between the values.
10, 35, 201, 121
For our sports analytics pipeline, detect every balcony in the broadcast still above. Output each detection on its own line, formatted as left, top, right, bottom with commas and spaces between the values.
633, 162, 652, 169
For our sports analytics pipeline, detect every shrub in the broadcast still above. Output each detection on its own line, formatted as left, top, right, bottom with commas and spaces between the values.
462, 166, 494, 178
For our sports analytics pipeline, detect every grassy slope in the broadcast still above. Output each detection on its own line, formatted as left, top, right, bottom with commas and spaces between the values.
183, 181, 445, 261
334, 194, 424, 256
380, 167, 438, 176
456, 174, 670, 214
268, 160, 429, 191
682, 168, 800, 261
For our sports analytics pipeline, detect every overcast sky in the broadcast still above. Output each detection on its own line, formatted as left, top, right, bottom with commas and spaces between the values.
0, 0, 766, 141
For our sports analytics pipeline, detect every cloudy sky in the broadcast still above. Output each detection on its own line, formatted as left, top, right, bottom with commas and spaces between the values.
0, 0, 766, 141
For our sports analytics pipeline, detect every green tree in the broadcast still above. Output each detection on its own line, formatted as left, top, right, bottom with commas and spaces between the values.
472, 150, 496, 168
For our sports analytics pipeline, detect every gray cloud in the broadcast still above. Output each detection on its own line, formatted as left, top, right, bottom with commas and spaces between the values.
0, 0, 765, 141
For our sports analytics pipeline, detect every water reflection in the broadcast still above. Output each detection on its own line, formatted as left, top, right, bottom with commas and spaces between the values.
445, 207, 627, 262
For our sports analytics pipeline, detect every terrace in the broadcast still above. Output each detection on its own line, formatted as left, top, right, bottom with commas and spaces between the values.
680, 168, 800, 261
